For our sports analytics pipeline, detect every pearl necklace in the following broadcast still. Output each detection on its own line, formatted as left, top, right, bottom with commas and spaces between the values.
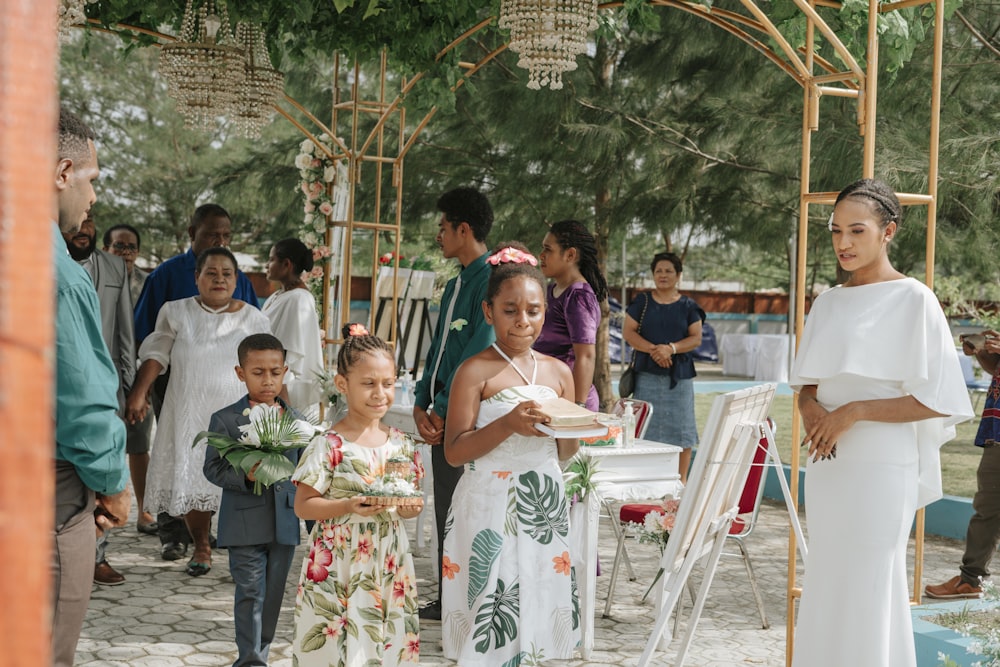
197, 299, 231, 314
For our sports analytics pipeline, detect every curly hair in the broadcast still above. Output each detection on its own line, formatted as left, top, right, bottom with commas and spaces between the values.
237, 333, 286, 365
336, 323, 394, 375
437, 187, 494, 243
548, 219, 608, 302
835, 178, 902, 229
486, 241, 545, 302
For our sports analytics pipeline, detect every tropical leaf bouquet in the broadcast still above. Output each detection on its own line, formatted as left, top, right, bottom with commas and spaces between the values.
195, 403, 323, 494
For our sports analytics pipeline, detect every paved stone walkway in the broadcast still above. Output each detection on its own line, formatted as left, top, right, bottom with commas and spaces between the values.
76, 497, 967, 667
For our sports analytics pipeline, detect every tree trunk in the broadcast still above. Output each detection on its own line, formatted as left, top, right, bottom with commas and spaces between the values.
594, 185, 613, 411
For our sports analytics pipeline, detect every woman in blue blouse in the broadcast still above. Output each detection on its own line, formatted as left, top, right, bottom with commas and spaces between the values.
623, 252, 704, 482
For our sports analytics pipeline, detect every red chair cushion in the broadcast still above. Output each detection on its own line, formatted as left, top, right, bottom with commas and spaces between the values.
620, 503, 664, 525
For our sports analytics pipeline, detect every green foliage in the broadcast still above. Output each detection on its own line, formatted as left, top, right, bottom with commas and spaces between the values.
516, 471, 570, 545
468, 529, 503, 608
770, 0, 953, 74
473, 578, 520, 652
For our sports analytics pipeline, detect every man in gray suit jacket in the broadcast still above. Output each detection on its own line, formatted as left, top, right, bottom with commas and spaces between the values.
64, 213, 135, 585
104, 223, 157, 537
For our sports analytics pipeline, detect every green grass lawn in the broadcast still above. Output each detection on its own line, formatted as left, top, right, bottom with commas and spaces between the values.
692, 393, 981, 499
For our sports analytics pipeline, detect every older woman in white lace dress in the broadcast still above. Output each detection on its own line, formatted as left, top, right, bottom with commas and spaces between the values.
126, 247, 270, 576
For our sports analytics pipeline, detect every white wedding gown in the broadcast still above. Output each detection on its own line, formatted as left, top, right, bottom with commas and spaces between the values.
789, 278, 973, 667
141, 298, 271, 516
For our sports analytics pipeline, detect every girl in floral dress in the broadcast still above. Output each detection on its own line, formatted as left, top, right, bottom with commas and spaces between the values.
442, 243, 581, 665
291, 325, 423, 667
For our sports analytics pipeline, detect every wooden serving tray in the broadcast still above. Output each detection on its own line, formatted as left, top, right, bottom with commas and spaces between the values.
359, 495, 424, 507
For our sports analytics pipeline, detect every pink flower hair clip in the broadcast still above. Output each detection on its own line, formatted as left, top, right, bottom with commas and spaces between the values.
347, 323, 370, 337
488, 247, 538, 266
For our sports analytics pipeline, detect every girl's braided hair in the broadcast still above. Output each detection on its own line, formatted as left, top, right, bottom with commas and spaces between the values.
337, 323, 393, 375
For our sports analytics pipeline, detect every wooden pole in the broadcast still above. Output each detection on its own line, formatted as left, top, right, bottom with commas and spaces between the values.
912, 0, 946, 606
1, 2, 57, 665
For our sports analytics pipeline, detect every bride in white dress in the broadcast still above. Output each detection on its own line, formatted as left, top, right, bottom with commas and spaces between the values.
789, 179, 973, 666
126, 248, 270, 575
441, 244, 581, 666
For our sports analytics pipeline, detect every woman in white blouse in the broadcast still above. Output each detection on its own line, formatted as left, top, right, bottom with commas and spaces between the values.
262, 238, 325, 419
125, 248, 270, 576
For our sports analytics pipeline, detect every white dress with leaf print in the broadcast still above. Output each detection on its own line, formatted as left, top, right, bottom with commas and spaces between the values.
441, 384, 580, 666
291, 427, 421, 667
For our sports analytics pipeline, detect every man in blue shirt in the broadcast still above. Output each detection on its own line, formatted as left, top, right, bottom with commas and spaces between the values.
53, 108, 131, 667
134, 203, 258, 342
132, 203, 259, 560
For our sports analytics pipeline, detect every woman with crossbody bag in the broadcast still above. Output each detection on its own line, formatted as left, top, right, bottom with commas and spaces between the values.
622, 251, 705, 483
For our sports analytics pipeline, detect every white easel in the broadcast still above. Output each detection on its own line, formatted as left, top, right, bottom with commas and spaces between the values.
636, 384, 807, 667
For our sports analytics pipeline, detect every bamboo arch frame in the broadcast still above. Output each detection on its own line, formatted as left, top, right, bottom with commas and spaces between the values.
83, 2, 948, 661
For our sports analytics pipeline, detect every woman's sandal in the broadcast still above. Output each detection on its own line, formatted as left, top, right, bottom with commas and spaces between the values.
136, 520, 159, 536
184, 560, 211, 577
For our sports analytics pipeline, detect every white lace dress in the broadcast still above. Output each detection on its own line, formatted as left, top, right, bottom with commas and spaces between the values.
441, 348, 579, 666
141, 298, 271, 516
261, 287, 324, 418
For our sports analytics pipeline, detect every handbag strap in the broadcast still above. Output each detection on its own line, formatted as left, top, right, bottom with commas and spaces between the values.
629, 292, 650, 364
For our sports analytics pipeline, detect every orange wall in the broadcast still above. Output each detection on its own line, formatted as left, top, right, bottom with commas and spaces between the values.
1, 3, 57, 665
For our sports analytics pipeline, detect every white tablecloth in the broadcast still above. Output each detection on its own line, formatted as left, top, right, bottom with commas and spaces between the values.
573, 440, 683, 658
720, 333, 792, 382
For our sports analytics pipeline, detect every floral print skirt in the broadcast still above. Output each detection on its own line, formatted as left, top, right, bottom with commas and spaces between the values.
293, 518, 419, 667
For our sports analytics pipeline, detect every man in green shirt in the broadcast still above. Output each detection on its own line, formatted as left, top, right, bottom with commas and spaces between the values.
413, 187, 495, 620
52, 108, 130, 666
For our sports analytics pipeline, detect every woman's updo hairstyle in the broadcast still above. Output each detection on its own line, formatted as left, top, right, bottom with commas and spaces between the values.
485, 241, 546, 302
549, 219, 608, 302
835, 178, 902, 230
196, 246, 238, 273
336, 323, 393, 375
272, 238, 315, 274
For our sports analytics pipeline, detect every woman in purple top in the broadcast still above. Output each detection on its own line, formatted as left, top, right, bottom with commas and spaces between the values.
535, 220, 608, 411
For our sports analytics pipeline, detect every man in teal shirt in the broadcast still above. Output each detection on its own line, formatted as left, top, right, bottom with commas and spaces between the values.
53, 108, 130, 667
413, 187, 495, 620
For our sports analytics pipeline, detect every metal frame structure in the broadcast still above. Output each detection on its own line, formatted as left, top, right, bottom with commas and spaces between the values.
70, 4, 949, 663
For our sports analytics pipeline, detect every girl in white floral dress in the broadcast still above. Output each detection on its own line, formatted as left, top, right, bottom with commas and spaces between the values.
291, 325, 424, 667
442, 243, 581, 666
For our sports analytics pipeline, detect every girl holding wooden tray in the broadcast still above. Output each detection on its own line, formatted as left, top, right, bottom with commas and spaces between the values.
291, 325, 423, 667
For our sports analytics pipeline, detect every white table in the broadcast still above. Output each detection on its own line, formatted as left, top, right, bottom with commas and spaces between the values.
720, 333, 791, 382
573, 440, 683, 659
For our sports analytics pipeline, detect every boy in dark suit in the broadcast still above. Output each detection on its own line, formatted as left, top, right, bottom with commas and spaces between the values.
203, 333, 303, 667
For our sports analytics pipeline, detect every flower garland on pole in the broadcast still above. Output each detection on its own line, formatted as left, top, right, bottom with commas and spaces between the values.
295, 135, 337, 287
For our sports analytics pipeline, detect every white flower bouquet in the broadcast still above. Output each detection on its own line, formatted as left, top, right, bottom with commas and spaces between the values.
195, 404, 322, 494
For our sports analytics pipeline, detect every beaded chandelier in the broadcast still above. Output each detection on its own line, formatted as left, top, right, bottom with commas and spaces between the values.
159, 0, 246, 132
58, 0, 97, 43
233, 22, 285, 138
499, 0, 599, 90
